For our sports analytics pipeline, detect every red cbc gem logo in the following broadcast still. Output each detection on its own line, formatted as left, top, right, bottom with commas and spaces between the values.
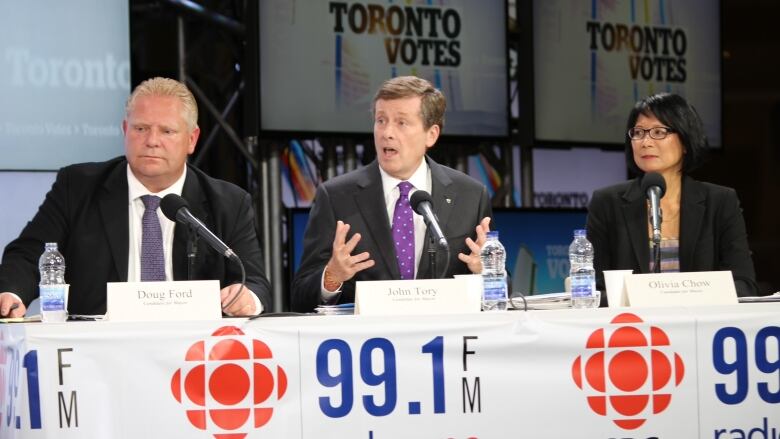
171, 326, 288, 439
571, 313, 685, 430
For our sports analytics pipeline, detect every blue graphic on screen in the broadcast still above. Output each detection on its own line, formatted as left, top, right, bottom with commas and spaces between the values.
492, 209, 587, 294
289, 208, 587, 295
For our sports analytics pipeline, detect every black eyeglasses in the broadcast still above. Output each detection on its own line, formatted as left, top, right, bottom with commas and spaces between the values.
628, 126, 674, 140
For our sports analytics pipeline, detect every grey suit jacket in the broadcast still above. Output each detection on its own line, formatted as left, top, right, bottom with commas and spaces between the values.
586, 175, 758, 302
0, 156, 271, 314
291, 157, 492, 312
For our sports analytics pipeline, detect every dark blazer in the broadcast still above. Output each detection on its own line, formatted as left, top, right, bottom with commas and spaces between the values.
0, 156, 271, 314
291, 157, 492, 312
586, 175, 758, 302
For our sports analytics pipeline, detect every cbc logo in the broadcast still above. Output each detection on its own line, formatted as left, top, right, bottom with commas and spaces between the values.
171, 326, 288, 438
571, 313, 685, 430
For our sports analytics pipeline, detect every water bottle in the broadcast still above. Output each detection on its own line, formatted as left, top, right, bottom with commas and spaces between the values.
480, 231, 508, 311
39, 242, 68, 322
569, 229, 597, 308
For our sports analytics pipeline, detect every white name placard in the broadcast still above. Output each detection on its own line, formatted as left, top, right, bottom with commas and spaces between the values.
106, 280, 222, 322
355, 276, 481, 316
624, 271, 738, 307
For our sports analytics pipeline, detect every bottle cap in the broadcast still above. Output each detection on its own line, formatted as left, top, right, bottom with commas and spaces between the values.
487, 231, 499, 239
574, 229, 586, 237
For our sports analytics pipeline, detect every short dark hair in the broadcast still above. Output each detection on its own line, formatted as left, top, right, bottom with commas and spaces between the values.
624, 93, 708, 175
372, 76, 446, 131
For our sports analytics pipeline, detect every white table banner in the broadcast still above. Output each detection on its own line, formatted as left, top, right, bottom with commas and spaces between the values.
1, 304, 778, 438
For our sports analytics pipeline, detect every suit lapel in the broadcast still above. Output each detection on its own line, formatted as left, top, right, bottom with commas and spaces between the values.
355, 162, 400, 278
620, 179, 651, 273
175, 167, 208, 280
98, 163, 130, 282
679, 176, 705, 272
418, 156, 455, 279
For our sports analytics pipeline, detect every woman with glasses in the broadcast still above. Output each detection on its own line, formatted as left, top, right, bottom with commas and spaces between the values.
587, 93, 758, 304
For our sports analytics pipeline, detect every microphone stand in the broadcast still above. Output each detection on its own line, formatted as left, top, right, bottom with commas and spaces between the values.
651, 209, 662, 274
426, 229, 437, 279
652, 239, 661, 273
423, 226, 451, 279
187, 224, 198, 280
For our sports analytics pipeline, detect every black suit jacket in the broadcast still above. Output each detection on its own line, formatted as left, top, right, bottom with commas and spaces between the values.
0, 156, 271, 314
586, 175, 758, 301
291, 157, 492, 312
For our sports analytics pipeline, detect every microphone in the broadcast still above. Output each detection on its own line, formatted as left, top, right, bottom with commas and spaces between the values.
160, 194, 238, 261
640, 172, 667, 244
409, 190, 448, 249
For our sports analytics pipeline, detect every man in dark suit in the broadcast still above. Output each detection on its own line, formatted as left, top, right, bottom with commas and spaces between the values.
0, 77, 270, 317
291, 76, 492, 313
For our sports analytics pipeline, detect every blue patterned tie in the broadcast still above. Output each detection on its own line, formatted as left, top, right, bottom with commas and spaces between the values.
140, 195, 165, 281
392, 181, 415, 280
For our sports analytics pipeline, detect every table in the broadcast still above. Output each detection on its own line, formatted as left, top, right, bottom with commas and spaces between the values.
2, 304, 779, 438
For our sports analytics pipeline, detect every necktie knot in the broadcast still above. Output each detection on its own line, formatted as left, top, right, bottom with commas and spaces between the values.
398, 181, 414, 198
141, 195, 161, 211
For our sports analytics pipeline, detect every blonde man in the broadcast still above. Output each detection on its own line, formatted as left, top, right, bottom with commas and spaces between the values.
0, 77, 270, 318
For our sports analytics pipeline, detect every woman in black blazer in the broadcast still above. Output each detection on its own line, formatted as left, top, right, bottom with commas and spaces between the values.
587, 93, 758, 303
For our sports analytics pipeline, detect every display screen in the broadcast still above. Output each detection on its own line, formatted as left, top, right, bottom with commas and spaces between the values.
260, 0, 508, 137
0, 0, 130, 170
533, 0, 721, 147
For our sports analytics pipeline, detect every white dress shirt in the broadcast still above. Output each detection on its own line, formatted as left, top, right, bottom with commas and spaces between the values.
126, 165, 262, 314
320, 159, 431, 301
126, 165, 186, 282
378, 160, 431, 276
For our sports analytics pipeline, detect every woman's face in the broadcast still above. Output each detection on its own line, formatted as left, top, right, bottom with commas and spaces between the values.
631, 113, 685, 176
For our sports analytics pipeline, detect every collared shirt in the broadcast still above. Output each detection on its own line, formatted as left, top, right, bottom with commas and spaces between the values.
126, 165, 186, 282
5, 164, 261, 316
321, 159, 432, 301
126, 165, 262, 314
378, 159, 431, 276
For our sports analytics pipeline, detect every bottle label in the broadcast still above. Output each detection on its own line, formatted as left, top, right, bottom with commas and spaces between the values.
40, 285, 67, 311
570, 273, 595, 298
482, 276, 508, 301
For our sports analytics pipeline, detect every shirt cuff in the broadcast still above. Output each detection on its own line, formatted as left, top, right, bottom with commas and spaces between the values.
251, 290, 263, 314
320, 269, 342, 303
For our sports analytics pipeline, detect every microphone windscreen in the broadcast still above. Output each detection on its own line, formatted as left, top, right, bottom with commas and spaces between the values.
160, 194, 190, 222
641, 172, 667, 198
409, 190, 433, 215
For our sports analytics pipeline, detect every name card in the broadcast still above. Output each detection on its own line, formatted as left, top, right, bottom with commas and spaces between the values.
355, 276, 481, 316
106, 280, 222, 322
624, 271, 738, 307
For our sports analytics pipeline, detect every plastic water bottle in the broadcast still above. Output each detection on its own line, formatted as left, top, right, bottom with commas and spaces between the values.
480, 231, 508, 311
39, 242, 68, 322
569, 230, 597, 308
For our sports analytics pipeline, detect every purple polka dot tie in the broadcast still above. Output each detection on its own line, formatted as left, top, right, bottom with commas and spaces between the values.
392, 181, 415, 280
140, 195, 166, 281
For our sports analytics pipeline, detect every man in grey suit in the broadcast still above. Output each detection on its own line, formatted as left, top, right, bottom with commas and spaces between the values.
0, 77, 270, 318
291, 76, 492, 312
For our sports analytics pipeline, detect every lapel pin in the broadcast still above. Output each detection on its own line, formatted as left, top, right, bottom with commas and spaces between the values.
445, 198, 452, 204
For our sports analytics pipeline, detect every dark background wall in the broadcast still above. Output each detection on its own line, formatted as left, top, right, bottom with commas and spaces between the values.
695, 0, 780, 294
129, 0, 780, 295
